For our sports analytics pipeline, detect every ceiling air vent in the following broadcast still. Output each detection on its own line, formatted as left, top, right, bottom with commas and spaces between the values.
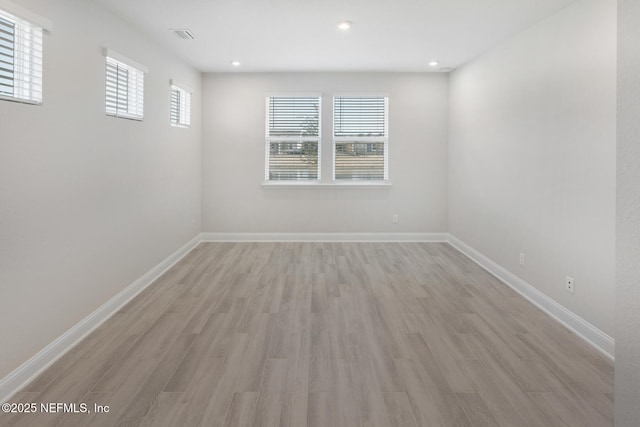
172, 29, 195, 40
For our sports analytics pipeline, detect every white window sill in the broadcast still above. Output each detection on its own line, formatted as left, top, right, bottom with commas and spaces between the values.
262, 181, 392, 189
0, 94, 41, 105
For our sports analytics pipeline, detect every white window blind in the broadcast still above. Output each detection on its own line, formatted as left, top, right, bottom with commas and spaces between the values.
105, 51, 145, 121
266, 96, 320, 181
170, 82, 191, 128
333, 96, 388, 181
0, 8, 43, 104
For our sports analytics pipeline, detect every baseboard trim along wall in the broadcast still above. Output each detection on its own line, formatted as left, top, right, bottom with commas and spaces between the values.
1, 231, 614, 403
201, 232, 450, 242
0, 234, 203, 405
447, 234, 615, 360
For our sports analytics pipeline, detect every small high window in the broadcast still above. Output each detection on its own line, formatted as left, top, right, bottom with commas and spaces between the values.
0, 6, 48, 104
104, 49, 147, 121
170, 81, 191, 128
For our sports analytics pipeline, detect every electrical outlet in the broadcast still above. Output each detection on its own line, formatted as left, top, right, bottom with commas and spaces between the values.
392, 214, 399, 224
566, 276, 575, 294
519, 252, 525, 267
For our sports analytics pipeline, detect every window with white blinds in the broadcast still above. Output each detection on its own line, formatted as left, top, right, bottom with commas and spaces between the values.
104, 50, 146, 121
333, 96, 388, 181
170, 82, 191, 128
0, 8, 43, 104
266, 96, 320, 181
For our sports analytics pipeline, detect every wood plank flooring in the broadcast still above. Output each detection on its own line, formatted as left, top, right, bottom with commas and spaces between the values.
0, 242, 613, 426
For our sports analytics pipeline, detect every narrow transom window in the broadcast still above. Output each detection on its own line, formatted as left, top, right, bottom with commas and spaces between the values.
333, 96, 389, 181
104, 49, 146, 121
265, 96, 321, 181
170, 81, 191, 128
0, 7, 45, 104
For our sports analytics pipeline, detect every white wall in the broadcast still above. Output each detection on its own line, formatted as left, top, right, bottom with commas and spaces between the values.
616, 0, 640, 423
0, 0, 202, 379
202, 72, 449, 233
448, 0, 616, 336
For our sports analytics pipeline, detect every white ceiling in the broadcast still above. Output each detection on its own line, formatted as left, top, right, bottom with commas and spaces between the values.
92, 0, 577, 72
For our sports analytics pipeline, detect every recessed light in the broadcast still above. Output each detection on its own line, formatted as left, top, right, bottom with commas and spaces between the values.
429, 60, 440, 67
337, 21, 352, 30
231, 61, 240, 67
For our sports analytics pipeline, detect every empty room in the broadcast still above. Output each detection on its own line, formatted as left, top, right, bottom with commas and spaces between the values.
1, 0, 638, 426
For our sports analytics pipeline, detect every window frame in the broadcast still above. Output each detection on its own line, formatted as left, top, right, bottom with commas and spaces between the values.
103, 48, 147, 121
332, 94, 389, 182
170, 79, 192, 128
0, 2, 51, 105
264, 94, 322, 182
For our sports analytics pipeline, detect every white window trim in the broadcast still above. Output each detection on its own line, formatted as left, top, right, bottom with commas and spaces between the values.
264, 94, 322, 182
103, 48, 148, 74
170, 79, 192, 93
262, 181, 392, 189
332, 95, 390, 182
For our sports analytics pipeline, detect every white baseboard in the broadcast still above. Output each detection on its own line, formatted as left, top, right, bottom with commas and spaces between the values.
0, 233, 203, 404
447, 234, 614, 360
201, 232, 449, 242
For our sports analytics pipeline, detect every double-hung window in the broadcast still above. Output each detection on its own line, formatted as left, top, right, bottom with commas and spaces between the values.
266, 96, 321, 181
104, 49, 147, 121
0, 5, 47, 104
333, 96, 388, 181
170, 80, 191, 128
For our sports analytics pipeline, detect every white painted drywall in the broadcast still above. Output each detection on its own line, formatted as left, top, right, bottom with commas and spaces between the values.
615, 0, 640, 423
448, 0, 616, 336
0, 0, 202, 379
201, 72, 449, 233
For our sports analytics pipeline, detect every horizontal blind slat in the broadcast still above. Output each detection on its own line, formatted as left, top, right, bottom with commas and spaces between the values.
268, 96, 320, 137
0, 14, 14, 98
268, 140, 319, 180
334, 96, 386, 137
334, 142, 385, 180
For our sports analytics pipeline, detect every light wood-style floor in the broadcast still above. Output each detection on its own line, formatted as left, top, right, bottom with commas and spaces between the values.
1, 242, 613, 427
